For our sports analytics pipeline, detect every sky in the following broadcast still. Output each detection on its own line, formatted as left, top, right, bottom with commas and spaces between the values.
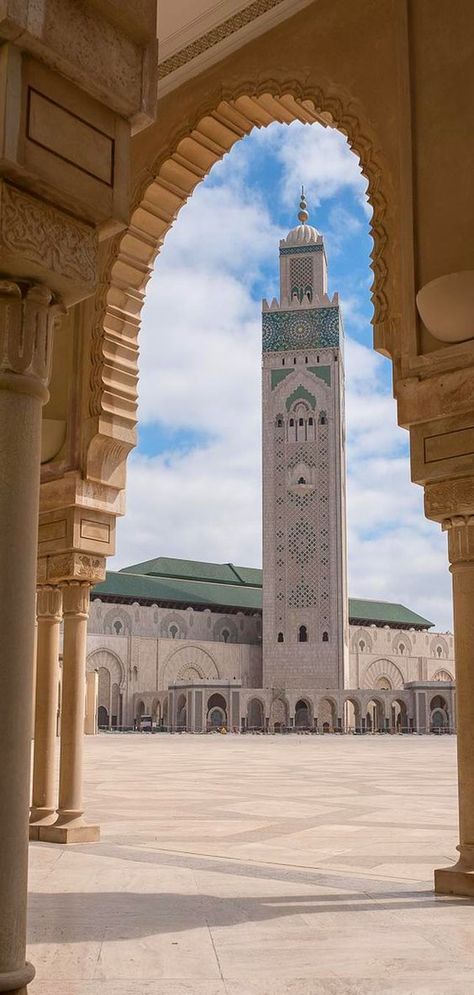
111, 120, 453, 632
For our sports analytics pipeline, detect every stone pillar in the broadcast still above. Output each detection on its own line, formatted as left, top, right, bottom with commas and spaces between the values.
435, 517, 474, 895
29, 585, 62, 837
42, 581, 99, 843
84, 671, 98, 736
0, 282, 59, 994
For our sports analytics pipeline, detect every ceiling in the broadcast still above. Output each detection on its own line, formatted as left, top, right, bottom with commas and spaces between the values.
158, 0, 315, 95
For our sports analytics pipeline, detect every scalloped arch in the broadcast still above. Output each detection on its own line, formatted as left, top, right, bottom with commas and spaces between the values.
87, 77, 393, 485
362, 658, 404, 690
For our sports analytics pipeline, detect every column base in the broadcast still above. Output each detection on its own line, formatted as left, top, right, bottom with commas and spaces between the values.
38, 823, 100, 844
29, 810, 57, 839
435, 863, 474, 897
0, 961, 35, 993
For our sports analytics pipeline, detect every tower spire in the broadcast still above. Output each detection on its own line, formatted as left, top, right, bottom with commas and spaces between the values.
298, 186, 309, 224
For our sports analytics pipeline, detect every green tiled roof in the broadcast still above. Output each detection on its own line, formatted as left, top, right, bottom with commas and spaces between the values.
348, 598, 433, 629
93, 570, 262, 612
93, 557, 434, 628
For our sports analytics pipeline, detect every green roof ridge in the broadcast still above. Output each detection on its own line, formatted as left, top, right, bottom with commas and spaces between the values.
95, 559, 434, 628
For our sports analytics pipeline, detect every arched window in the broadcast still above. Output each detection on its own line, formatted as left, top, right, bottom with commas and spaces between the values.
436, 645, 443, 658
399, 643, 405, 654
299, 417, 304, 426
297, 476, 306, 485
169, 624, 178, 639
319, 412, 327, 425
308, 417, 313, 426
276, 417, 283, 427
322, 631, 329, 642
305, 356, 308, 364
293, 357, 296, 364
282, 357, 285, 366
289, 418, 294, 426
222, 629, 230, 643
359, 639, 365, 652
277, 632, 284, 643
113, 620, 123, 635
298, 625, 307, 643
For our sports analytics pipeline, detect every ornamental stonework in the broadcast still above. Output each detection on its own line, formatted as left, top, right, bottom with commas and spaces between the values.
0, 183, 97, 292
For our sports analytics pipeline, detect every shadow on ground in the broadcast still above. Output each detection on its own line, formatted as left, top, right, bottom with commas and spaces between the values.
27, 889, 471, 944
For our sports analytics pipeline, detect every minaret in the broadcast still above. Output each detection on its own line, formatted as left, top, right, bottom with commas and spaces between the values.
262, 190, 348, 690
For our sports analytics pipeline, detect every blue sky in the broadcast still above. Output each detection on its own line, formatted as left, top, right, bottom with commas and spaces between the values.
111, 121, 452, 631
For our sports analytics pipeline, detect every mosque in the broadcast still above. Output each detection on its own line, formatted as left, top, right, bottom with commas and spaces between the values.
86, 195, 455, 736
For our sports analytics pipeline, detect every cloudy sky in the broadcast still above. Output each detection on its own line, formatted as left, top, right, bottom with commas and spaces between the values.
111, 121, 453, 631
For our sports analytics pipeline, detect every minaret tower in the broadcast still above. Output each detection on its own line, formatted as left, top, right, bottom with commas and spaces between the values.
262, 190, 348, 689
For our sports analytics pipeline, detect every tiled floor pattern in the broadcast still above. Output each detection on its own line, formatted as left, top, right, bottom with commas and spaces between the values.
28, 734, 474, 994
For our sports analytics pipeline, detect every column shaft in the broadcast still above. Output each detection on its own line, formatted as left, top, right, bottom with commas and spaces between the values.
29, 587, 62, 835
451, 562, 474, 847
435, 520, 474, 895
0, 283, 58, 994
41, 582, 99, 843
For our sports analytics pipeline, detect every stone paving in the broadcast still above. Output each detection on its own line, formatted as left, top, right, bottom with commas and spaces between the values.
27, 733, 474, 994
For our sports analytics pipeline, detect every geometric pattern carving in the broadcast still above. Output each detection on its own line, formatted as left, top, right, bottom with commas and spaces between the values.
262, 307, 339, 352
361, 659, 404, 690
162, 645, 219, 686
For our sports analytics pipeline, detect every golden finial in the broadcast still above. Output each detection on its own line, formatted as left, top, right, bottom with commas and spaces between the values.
297, 185, 309, 224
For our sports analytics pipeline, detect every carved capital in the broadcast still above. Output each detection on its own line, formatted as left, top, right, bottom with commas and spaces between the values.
36, 585, 62, 621
442, 517, 474, 567
0, 281, 63, 400
61, 581, 90, 618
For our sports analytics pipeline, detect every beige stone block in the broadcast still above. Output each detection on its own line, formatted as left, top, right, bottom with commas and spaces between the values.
434, 865, 474, 898
39, 823, 100, 844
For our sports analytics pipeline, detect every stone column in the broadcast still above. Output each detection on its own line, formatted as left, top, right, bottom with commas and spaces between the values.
435, 517, 474, 896
84, 671, 98, 735
29, 585, 62, 837
42, 581, 99, 843
0, 282, 60, 994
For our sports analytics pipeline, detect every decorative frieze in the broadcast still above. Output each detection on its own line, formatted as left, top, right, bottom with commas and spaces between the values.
0, 184, 97, 303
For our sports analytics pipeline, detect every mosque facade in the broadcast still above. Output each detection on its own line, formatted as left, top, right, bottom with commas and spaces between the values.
85, 198, 456, 736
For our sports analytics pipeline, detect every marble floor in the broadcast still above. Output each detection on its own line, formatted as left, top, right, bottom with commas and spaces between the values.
28, 734, 474, 995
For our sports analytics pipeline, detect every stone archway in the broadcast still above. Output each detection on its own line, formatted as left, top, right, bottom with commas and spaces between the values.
87, 79, 394, 497
294, 698, 312, 730
247, 697, 265, 730
362, 659, 404, 690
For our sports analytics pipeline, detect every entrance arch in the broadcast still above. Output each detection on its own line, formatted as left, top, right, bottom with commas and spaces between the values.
294, 698, 312, 729
97, 705, 109, 729
176, 693, 187, 731
207, 693, 227, 730
430, 695, 449, 733
247, 698, 265, 730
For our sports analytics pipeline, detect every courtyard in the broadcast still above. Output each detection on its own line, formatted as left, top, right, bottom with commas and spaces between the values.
27, 733, 474, 995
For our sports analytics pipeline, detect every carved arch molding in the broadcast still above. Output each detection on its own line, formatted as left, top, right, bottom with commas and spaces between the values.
87, 78, 393, 486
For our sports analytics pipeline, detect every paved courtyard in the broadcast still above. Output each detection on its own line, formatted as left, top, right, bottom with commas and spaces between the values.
28, 734, 474, 995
